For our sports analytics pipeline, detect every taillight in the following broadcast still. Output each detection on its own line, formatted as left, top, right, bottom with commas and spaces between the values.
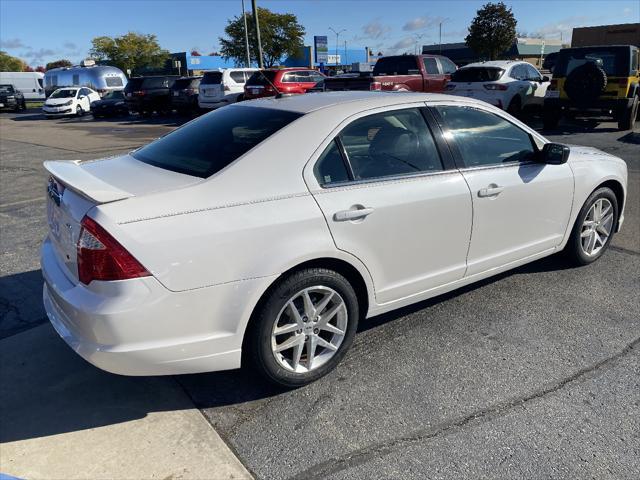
77, 216, 150, 285
133, 90, 145, 96
549, 79, 558, 90
370, 81, 382, 91
265, 85, 275, 93
483, 83, 508, 91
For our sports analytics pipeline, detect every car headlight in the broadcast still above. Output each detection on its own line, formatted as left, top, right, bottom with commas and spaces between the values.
6, 95, 15, 100
62, 100, 73, 106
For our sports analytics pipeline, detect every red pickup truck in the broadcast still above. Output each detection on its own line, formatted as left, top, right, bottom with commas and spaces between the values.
323, 54, 457, 93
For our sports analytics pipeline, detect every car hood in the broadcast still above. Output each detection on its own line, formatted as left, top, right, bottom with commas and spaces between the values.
566, 144, 626, 166
94, 99, 122, 106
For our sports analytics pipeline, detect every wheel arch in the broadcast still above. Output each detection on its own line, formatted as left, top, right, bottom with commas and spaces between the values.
241, 256, 372, 364
597, 179, 625, 226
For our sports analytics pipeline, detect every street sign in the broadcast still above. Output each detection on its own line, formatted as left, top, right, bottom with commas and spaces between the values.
314, 36, 328, 64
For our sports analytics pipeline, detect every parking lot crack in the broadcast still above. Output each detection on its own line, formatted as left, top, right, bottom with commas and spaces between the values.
288, 336, 640, 480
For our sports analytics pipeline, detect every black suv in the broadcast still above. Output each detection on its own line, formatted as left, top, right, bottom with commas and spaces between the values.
543, 45, 639, 130
170, 76, 202, 114
0, 84, 26, 112
124, 75, 179, 116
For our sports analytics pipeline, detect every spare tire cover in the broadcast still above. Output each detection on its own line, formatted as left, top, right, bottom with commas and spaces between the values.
564, 62, 607, 102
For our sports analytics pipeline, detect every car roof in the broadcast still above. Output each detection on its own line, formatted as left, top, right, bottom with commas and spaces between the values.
241, 91, 467, 114
461, 60, 525, 69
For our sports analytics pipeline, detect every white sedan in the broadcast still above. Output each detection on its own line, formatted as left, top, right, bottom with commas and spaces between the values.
41, 92, 628, 387
43, 87, 100, 116
445, 61, 550, 115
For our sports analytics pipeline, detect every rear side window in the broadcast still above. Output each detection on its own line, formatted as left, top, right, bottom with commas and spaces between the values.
435, 105, 535, 167
423, 58, 439, 74
202, 71, 223, 84
314, 140, 350, 185
229, 71, 246, 83
105, 77, 123, 87
451, 67, 504, 82
132, 106, 302, 178
339, 108, 443, 181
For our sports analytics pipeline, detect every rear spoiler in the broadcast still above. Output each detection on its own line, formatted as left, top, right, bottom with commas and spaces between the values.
44, 160, 133, 204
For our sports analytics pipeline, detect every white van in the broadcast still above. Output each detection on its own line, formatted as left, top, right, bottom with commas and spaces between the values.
0, 72, 45, 100
198, 68, 257, 109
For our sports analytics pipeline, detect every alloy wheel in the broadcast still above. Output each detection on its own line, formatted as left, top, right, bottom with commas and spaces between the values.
271, 286, 348, 373
580, 198, 614, 256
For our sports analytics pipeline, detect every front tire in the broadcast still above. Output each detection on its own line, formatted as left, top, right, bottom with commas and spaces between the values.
76, 105, 83, 117
565, 187, 618, 265
246, 268, 359, 388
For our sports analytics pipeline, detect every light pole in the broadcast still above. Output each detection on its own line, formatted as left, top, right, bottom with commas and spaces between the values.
251, 0, 264, 68
329, 27, 346, 68
438, 18, 449, 54
414, 33, 425, 55
241, 0, 251, 67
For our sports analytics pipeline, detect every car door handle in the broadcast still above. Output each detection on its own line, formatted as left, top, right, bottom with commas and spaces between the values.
334, 207, 374, 222
478, 185, 504, 197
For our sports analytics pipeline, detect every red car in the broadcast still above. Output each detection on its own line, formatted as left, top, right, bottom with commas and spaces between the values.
244, 68, 325, 99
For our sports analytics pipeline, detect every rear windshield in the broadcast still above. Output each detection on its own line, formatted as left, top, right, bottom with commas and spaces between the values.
451, 67, 504, 82
131, 106, 302, 178
103, 90, 124, 100
125, 78, 144, 90
554, 48, 631, 77
373, 56, 420, 76
246, 71, 277, 86
173, 78, 201, 89
141, 77, 174, 89
202, 71, 223, 84
105, 77, 123, 87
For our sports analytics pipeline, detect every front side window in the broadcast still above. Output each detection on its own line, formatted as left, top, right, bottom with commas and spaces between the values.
132, 106, 302, 178
339, 108, 443, 181
435, 105, 535, 168
526, 64, 542, 81
440, 57, 457, 74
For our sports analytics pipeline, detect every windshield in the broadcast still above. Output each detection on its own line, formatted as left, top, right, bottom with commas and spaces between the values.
554, 48, 631, 77
173, 78, 201, 89
50, 89, 77, 98
373, 56, 420, 76
0, 85, 15, 94
246, 71, 277, 86
131, 106, 302, 178
451, 67, 504, 82
103, 90, 124, 100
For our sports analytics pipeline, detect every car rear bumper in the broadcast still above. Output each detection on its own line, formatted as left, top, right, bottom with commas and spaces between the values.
198, 98, 229, 109
41, 236, 274, 376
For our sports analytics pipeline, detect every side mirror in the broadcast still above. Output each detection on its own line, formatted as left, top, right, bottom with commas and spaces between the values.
540, 143, 570, 165
541, 75, 550, 82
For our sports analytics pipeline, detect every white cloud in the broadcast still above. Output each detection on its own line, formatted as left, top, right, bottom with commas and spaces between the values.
0, 38, 28, 49
402, 16, 441, 32
362, 19, 392, 39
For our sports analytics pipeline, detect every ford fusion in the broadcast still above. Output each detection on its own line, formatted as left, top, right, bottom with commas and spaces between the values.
42, 91, 628, 387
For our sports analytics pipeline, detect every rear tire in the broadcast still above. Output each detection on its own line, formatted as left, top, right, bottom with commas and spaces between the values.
618, 96, 639, 131
564, 187, 618, 266
543, 107, 561, 130
246, 268, 359, 388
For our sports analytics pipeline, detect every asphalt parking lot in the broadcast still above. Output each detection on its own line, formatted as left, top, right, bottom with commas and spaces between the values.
1, 109, 638, 479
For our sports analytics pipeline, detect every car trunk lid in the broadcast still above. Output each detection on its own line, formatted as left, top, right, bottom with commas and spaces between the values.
44, 155, 200, 283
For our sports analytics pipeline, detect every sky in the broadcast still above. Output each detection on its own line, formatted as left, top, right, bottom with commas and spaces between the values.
1, 0, 639, 67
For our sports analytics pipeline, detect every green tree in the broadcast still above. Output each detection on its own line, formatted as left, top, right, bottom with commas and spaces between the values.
45, 59, 73, 70
89, 32, 169, 73
219, 7, 305, 67
465, 2, 517, 60
0, 51, 26, 71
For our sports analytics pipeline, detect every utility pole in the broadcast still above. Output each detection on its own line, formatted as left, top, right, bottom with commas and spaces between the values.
414, 33, 425, 55
251, 0, 264, 68
438, 18, 449, 54
329, 27, 346, 68
344, 40, 347, 67
241, 0, 251, 67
